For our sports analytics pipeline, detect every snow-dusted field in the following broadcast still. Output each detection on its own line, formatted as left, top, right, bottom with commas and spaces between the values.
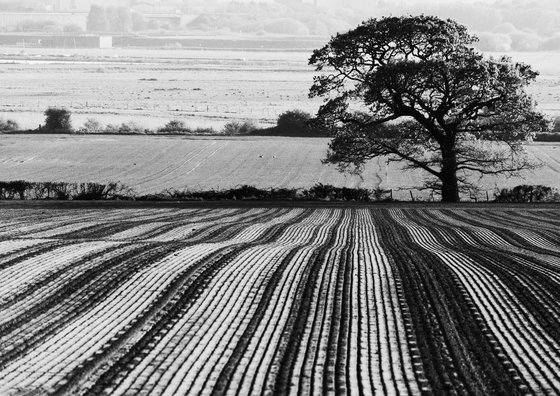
2, 49, 560, 130
0, 205, 559, 395
0, 47, 318, 130
1, 134, 559, 201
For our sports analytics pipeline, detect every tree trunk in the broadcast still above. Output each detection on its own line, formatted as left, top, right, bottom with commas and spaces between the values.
440, 147, 460, 203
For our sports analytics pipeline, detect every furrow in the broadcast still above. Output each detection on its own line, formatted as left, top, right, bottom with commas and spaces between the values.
391, 209, 560, 395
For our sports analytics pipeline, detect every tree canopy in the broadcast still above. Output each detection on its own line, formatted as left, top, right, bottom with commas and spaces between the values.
309, 15, 549, 202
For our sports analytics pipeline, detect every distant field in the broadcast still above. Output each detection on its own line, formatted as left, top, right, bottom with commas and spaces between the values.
0, 206, 559, 395
0, 47, 319, 130
2, 48, 560, 130
0, 135, 559, 201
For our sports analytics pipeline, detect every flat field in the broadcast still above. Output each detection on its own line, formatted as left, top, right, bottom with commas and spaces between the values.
0, 205, 559, 395
0, 47, 320, 129
1, 134, 559, 201
2, 48, 560, 130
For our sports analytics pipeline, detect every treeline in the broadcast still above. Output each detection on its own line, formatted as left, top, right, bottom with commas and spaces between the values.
86, 5, 152, 33
0, 181, 128, 200
85, 1, 560, 51
5, 0, 560, 50
1, 180, 558, 203
373, 1, 560, 52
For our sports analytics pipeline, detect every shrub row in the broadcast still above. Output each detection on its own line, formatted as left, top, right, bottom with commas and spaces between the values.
0, 181, 392, 202
533, 132, 560, 142
494, 184, 560, 202
0, 181, 130, 200
1, 181, 558, 202
78, 119, 217, 135
0, 108, 327, 137
139, 183, 391, 202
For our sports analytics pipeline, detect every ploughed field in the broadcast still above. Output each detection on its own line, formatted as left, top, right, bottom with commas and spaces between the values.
1, 135, 560, 201
0, 205, 559, 395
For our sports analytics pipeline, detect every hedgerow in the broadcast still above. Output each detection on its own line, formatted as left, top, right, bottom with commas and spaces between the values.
0, 181, 394, 202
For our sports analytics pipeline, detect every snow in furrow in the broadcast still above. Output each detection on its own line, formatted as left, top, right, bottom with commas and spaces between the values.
361, 209, 419, 395
0, 239, 50, 256
0, 241, 120, 302
0, 243, 221, 392
227, 209, 338, 395
111, 210, 328, 395
391, 209, 560, 395
0, 244, 139, 326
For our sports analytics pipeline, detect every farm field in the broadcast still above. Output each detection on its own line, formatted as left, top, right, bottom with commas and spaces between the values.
0, 47, 319, 130
0, 205, 559, 395
2, 48, 560, 130
0, 134, 559, 201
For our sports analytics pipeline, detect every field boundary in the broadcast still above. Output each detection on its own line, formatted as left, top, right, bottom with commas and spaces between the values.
1, 200, 559, 210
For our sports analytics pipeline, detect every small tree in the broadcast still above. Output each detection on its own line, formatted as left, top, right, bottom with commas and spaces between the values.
223, 120, 257, 135
44, 108, 72, 132
107, 7, 132, 32
553, 116, 560, 132
86, 5, 107, 32
82, 118, 103, 133
159, 120, 187, 133
310, 15, 549, 202
276, 110, 312, 134
132, 12, 149, 31
0, 118, 19, 132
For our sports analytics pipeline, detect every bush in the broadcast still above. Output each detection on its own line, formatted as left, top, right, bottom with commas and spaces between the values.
533, 132, 560, 142
193, 127, 217, 135
305, 183, 372, 201
0, 181, 31, 199
276, 110, 312, 135
28, 182, 72, 200
494, 185, 559, 202
115, 121, 147, 134
104, 124, 120, 133
44, 107, 72, 132
0, 118, 19, 132
222, 120, 257, 135
553, 116, 560, 132
158, 119, 189, 133
105, 121, 149, 134
81, 118, 104, 133
74, 182, 115, 200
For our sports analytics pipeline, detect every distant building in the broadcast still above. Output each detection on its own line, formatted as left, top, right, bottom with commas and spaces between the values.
99, 35, 112, 48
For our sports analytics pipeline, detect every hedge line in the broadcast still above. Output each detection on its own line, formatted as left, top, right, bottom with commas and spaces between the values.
0, 181, 392, 202
1, 181, 558, 202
